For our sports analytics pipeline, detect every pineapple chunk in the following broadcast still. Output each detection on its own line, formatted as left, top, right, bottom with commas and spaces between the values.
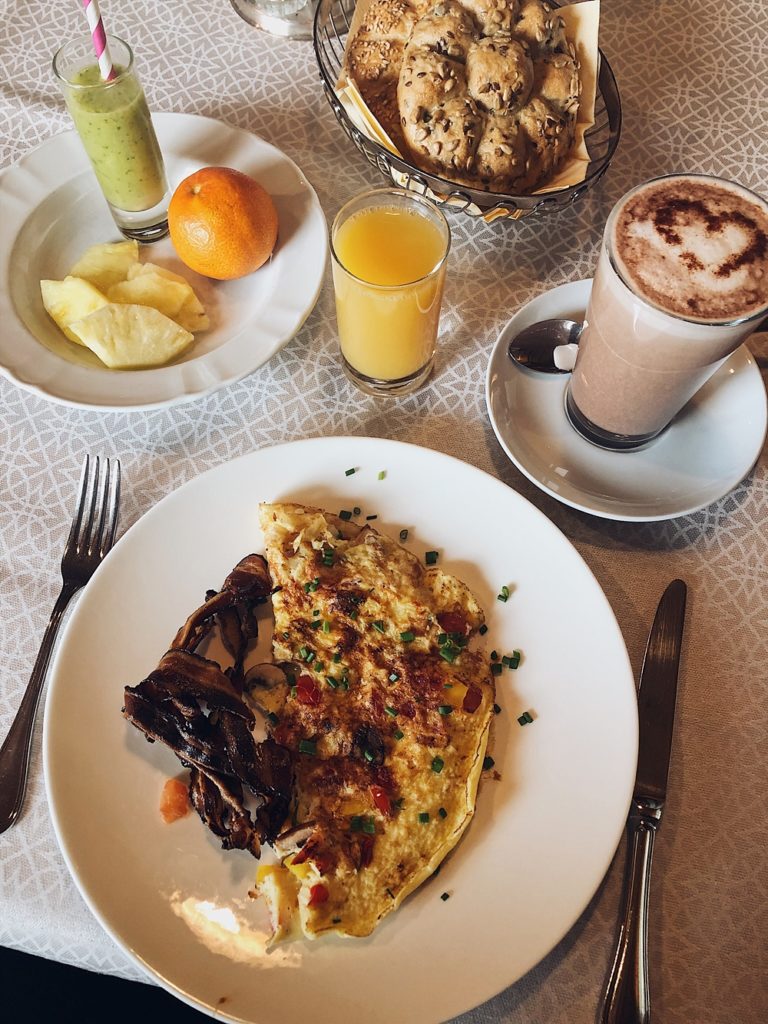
40, 277, 110, 344
68, 304, 194, 369
127, 261, 190, 286
69, 240, 139, 292
107, 273, 192, 319
128, 262, 210, 332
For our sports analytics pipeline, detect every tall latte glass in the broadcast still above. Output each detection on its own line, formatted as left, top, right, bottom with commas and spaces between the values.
566, 174, 768, 451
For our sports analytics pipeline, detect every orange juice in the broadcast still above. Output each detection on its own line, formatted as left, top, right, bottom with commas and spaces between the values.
331, 196, 449, 388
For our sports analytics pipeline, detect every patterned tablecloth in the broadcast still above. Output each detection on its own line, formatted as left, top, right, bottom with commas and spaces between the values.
1, 1, 767, 1021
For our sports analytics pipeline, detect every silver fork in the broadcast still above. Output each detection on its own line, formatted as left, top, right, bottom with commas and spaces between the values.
0, 455, 121, 834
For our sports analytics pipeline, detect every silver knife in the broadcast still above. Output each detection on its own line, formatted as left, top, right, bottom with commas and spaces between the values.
600, 579, 687, 1024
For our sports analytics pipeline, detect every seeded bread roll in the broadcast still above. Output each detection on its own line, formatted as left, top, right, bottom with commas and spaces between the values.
346, 0, 580, 194
466, 35, 533, 114
515, 0, 568, 55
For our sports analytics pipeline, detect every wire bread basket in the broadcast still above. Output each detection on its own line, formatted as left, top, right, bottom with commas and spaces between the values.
313, 0, 622, 220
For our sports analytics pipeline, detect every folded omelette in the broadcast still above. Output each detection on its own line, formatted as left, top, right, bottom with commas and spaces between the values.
255, 502, 495, 940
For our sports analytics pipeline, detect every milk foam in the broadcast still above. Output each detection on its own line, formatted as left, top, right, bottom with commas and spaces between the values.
611, 176, 768, 322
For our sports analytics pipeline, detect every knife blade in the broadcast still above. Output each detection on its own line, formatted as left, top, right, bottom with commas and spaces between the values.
600, 578, 687, 1024
635, 577, 687, 810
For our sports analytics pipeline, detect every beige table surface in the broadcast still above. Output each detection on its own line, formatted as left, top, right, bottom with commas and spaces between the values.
1, 1, 767, 1022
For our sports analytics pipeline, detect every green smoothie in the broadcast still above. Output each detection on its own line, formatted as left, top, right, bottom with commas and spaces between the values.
64, 64, 167, 212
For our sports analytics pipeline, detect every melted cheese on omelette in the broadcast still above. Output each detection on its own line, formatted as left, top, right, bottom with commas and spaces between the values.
257, 502, 495, 939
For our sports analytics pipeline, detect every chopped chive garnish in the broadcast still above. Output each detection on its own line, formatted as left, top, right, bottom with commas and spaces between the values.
310, 577, 320, 591
400, 631, 415, 643
393, 797, 405, 809
309, 620, 321, 630
349, 610, 357, 619
340, 679, 349, 691
353, 506, 361, 516
322, 619, 331, 633
388, 671, 400, 683
364, 749, 374, 762
304, 582, 311, 592
437, 632, 447, 644
315, 661, 324, 672
322, 548, 335, 566
282, 631, 290, 639
479, 623, 488, 635
266, 712, 279, 725
518, 710, 534, 726
399, 529, 408, 541
509, 650, 521, 669
333, 653, 341, 663
425, 550, 439, 566
483, 755, 495, 770
493, 703, 502, 715
350, 815, 363, 832
313, 609, 320, 616
438, 806, 448, 819
418, 812, 430, 824
440, 892, 450, 901
345, 467, 356, 476
362, 817, 376, 835
372, 620, 386, 633
439, 646, 456, 664
385, 706, 398, 717
490, 663, 502, 676
490, 650, 499, 661
339, 509, 352, 521
431, 756, 444, 774
394, 728, 404, 740
378, 471, 386, 480
326, 676, 339, 689
298, 645, 310, 660
366, 514, 378, 521
497, 585, 510, 603
437, 705, 453, 716
290, 685, 297, 698
299, 739, 317, 755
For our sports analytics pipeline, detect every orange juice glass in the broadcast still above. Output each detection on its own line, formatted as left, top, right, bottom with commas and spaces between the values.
330, 188, 450, 396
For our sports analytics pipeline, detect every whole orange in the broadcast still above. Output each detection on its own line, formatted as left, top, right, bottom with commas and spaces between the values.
168, 166, 279, 280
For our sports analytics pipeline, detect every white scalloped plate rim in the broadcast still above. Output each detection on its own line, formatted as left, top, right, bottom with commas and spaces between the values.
0, 113, 327, 410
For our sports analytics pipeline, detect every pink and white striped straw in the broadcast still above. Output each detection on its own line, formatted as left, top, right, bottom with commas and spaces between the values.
80, 0, 116, 81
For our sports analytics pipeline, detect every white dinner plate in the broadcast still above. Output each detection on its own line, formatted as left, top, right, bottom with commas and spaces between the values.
486, 279, 768, 522
44, 437, 637, 1024
0, 113, 326, 410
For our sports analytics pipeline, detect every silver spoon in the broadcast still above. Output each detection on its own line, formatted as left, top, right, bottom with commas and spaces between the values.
507, 318, 583, 373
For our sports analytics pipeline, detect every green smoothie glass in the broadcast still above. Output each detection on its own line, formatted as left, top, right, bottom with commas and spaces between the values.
53, 36, 169, 242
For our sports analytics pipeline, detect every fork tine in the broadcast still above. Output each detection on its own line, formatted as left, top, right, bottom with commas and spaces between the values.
101, 459, 122, 556
64, 455, 92, 554
81, 455, 102, 556
90, 458, 111, 559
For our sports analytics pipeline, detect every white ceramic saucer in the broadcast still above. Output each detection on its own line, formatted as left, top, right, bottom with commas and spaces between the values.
486, 279, 767, 522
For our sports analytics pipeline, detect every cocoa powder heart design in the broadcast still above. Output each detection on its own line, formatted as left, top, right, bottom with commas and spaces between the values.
652, 197, 767, 277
